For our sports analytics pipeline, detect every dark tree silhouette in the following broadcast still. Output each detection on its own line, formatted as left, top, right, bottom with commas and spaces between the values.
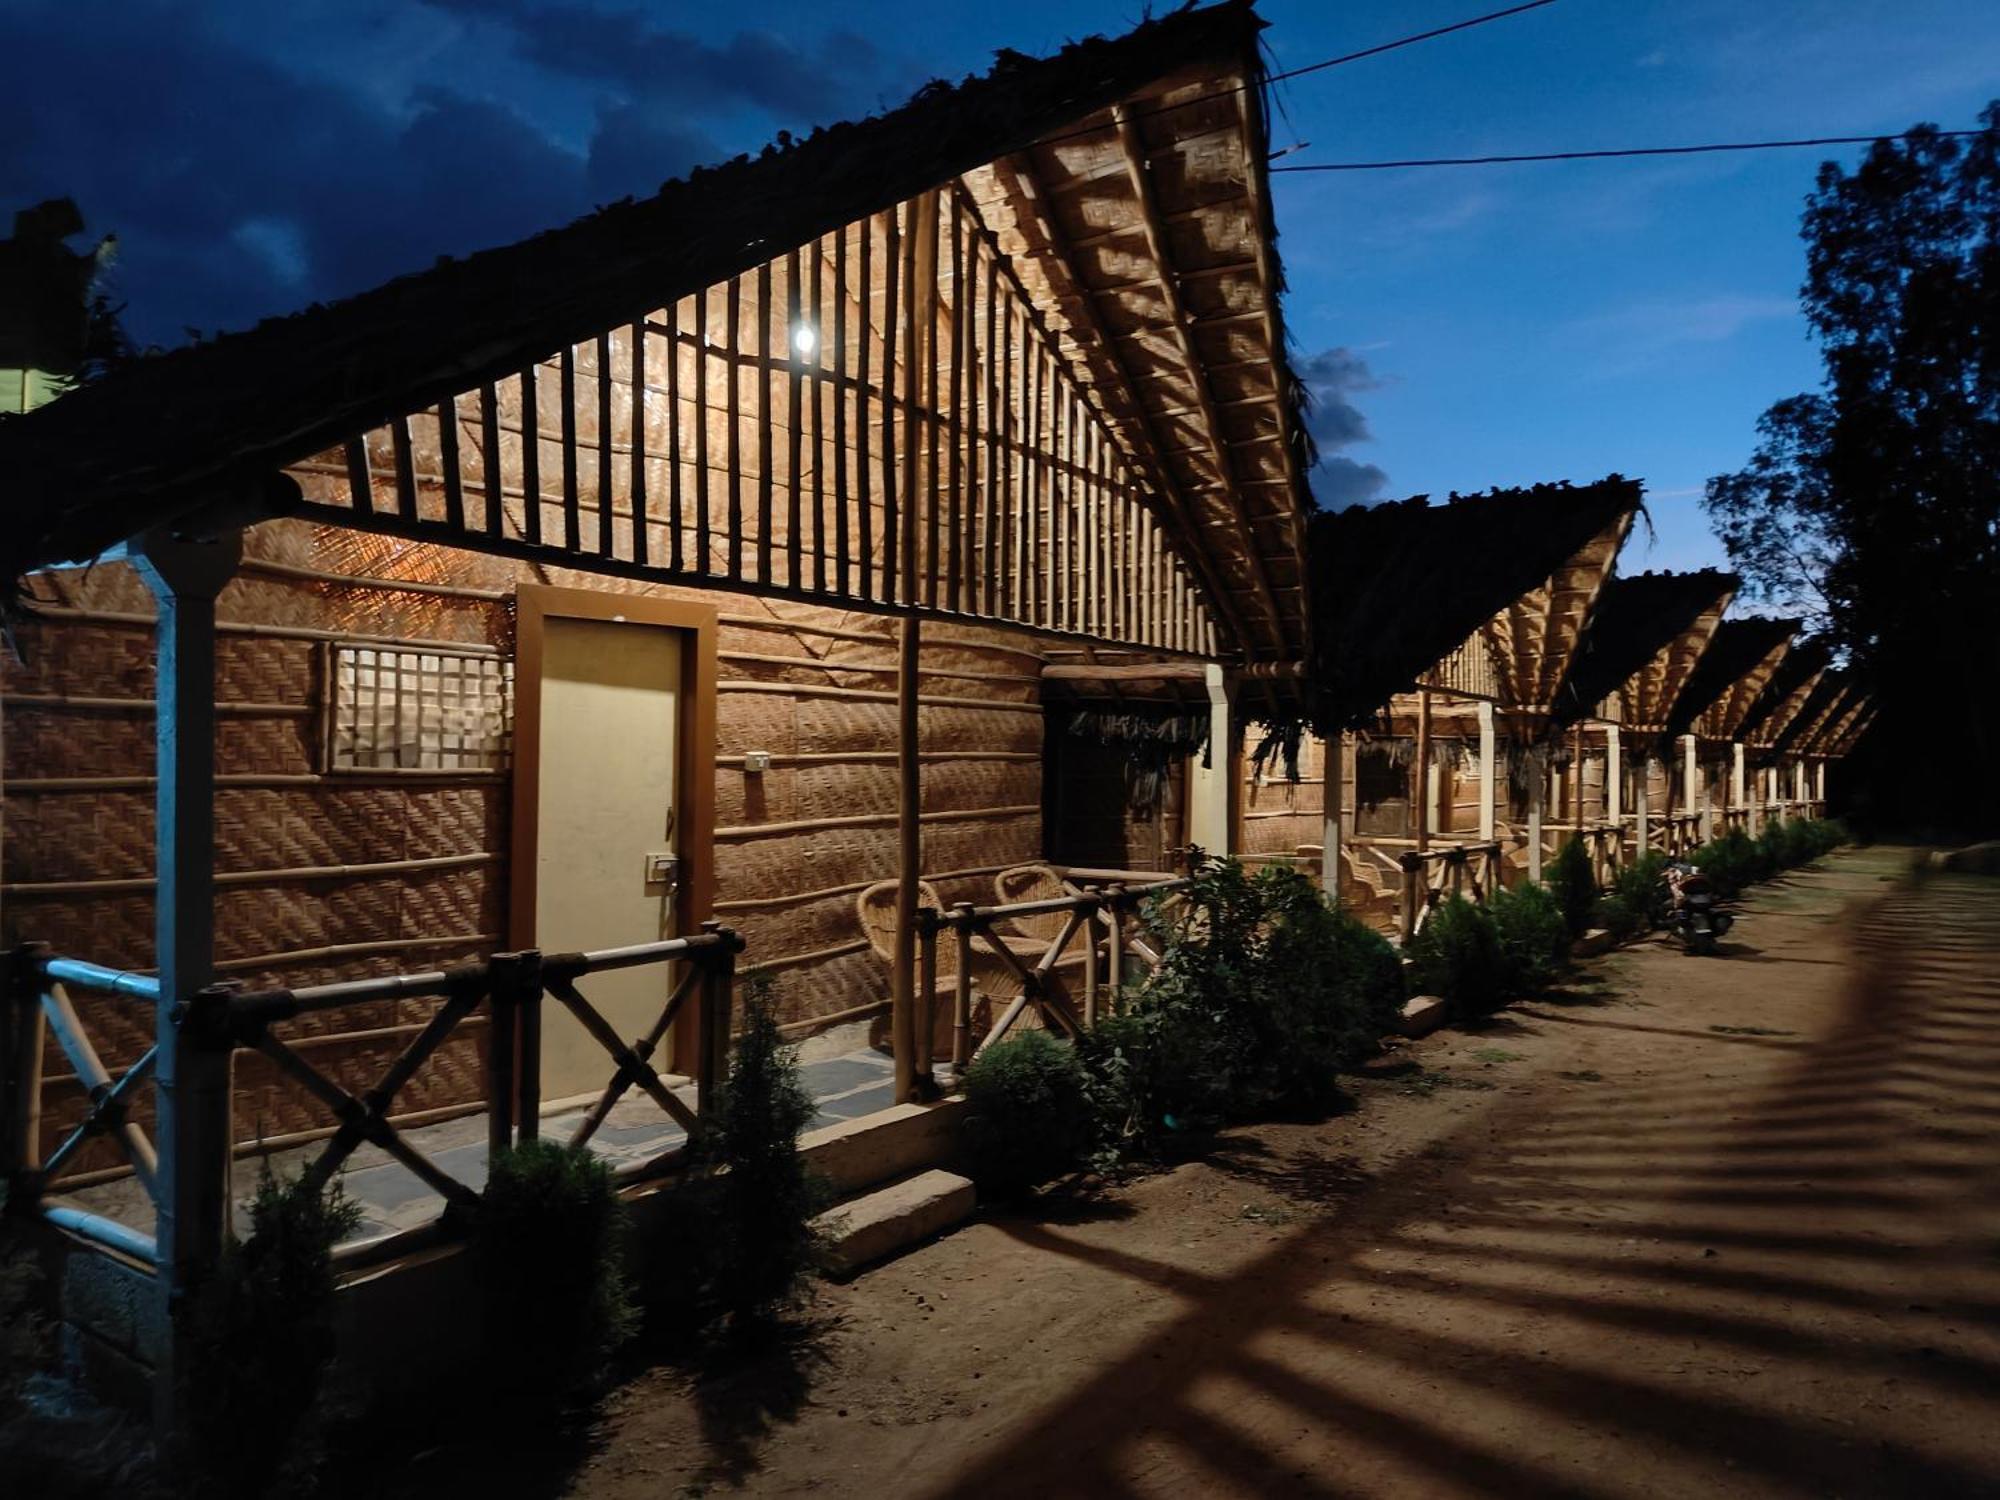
1706, 106, 2000, 835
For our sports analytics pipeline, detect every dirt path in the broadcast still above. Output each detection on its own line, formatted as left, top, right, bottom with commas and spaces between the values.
555, 846, 2000, 1499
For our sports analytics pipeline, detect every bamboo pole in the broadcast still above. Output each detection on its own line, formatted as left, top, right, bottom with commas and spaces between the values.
1414, 689, 1432, 854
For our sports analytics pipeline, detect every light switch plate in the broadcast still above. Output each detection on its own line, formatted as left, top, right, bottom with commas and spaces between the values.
645, 853, 680, 885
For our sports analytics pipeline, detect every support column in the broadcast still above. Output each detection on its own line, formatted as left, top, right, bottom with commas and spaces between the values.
1186, 663, 1235, 859
1476, 701, 1497, 842
1413, 688, 1431, 853
1732, 741, 1746, 830
133, 527, 240, 1418
1319, 730, 1344, 904
891, 612, 932, 1104
1527, 748, 1545, 883
1696, 738, 1715, 843
1815, 759, 1827, 810
1605, 723, 1623, 829
1635, 756, 1652, 854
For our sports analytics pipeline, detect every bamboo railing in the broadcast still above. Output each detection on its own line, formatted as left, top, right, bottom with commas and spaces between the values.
916, 870, 1189, 1068
0, 926, 741, 1269
1394, 842, 1506, 942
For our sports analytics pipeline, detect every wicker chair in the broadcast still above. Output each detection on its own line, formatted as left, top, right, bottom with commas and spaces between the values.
855, 879, 1041, 1057
1340, 846, 1404, 935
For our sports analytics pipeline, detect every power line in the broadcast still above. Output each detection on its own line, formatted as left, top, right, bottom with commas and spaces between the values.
1029, 0, 1562, 152
1272, 128, 1999, 174
1267, 0, 1559, 86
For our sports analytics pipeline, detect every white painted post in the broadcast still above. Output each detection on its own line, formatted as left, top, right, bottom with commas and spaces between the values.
134, 527, 240, 1423
1697, 738, 1715, 843
1605, 724, 1623, 865
1320, 730, 1344, 904
1476, 701, 1497, 842
1635, 757, 1651, 854
1526, 749, 1545, 883
1815, 759, 1827, 811
1186, 663, 1235, 859
1731, 741, 1746, 830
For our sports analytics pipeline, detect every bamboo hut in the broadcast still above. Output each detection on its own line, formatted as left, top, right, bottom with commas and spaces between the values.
1549, 569, 1737, 858
1662, 616, 1800, 833
1737, 639, 1833, 815
0, 1, 1319, 1377
1243, 477, 1639, 933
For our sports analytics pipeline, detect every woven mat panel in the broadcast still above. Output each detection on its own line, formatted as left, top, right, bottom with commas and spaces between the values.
6, 893, 153, 973
716, 766, 797, 828
396, 864, 504, 940
731, 889, 870, 966
215, 635, 313, 707
762, 947, 886, 1029
714, 827, 893, 903
923, 814, 1040, 875
1, 789, 151, 883
229, 1028, 487, 1148
4, 708, 153, 780
718, 689, 801, 757
920, 706, 1041, 754
3, 617, 153, 698
216, 883, 334, 966
30, 559, 153, 616
217, 718, 314, 776
789, 762, 895, 822
402, 785, 506, 859
221, 574, 510, 651
794, 695, 891, 753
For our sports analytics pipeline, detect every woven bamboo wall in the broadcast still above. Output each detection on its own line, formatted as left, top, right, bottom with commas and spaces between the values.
1240, 731, 1326, 863
2, 517, 1047, 1179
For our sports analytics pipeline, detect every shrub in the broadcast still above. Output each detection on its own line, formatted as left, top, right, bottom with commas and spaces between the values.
473, 1139, 635, 1402
1488, 881, 1570, 992
962, 1029, 1094, 1196
1546, 837, 1599, 937
1692, 830, 1759, 897
181, 1167, 362, 1494
1592, 891, 1643, 938
1113, 863, 1405, 1135
700, 983, 826, 1322
1610, 849, 1672, 930
1406, 895, 1506, 1015
0, 1221, 51, 1419
1072, 1010, 1152, 1167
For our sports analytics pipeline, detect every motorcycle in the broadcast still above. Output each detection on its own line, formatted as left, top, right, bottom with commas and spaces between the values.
1663, 860, 1733, 955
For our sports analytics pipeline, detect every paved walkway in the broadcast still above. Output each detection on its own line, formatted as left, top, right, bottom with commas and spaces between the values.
550, 846, 2000, 1500
68, 1045, 920, 1248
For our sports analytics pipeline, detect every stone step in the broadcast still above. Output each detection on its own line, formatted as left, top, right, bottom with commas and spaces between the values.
815, 1168, 976, 1277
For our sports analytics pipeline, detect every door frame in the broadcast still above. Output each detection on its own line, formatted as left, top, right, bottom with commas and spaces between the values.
510, 585, 718, 1064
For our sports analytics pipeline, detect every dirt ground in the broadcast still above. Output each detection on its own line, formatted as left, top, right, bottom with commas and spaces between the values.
430, 845, 2000, 1499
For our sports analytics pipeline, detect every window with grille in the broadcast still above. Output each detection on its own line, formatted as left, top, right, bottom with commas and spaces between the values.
329, 646, 512, 771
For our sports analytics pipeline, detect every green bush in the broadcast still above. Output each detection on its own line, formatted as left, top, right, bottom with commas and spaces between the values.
1592, 891, 1643, 938
700, 983, 827, 1322
962, 1029, 1094, 1196
473, 1139, 635, 1402
1547, 837, 1600, 938
181, 1168, 362, 1494
1113, 862, 1405, 1136
1072, 1010, 1152, 1168
1610, 849, 1672, 930
1692, 829, 1760, 897
1406, 895, 1506, 1015
1488, 881, 1570, 992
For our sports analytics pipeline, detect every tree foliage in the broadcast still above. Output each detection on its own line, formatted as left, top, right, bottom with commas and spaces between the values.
1705, 109, 2000, 832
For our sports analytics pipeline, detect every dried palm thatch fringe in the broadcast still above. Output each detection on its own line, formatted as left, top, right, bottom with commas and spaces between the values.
1066, 706, 1208, 817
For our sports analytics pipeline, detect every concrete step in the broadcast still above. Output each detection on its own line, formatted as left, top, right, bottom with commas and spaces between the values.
799, 1096, 968, 1197
815, 1168, 976, 1277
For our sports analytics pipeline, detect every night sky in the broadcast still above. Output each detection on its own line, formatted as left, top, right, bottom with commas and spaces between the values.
5, 1, 1997, 574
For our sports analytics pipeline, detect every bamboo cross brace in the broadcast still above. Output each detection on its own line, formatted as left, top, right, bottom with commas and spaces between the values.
546, 978, 700, 1135
565, 964, 701, 1151
252, 1018, 481, 1210
35, 1015, 158, 1203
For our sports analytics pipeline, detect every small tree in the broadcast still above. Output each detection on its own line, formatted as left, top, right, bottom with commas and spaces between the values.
1405, 896, 1505, 1016
700, 981, 827, 1323
963, 1030, 1094, 1196
1488, 881, 1569, 992
473, 1140, 636, 1403
1547, 837, 1599, 938
181, 1168, 362, 1494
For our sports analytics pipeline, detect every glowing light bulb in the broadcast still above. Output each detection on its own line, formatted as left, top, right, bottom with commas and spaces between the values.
793, 323, 817, 358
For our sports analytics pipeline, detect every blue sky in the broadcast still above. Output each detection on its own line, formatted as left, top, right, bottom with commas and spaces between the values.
5, 0, 1998, 576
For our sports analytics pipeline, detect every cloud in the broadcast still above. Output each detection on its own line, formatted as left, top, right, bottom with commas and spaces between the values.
1559, 293, 1798, 378
424, 0, 920, 122
1294, 345, 1392, 508
0, 1, 920, 347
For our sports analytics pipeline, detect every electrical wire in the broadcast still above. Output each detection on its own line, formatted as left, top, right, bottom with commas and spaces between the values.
1028, 0, 1562, 152
1271, 128, 1999, 174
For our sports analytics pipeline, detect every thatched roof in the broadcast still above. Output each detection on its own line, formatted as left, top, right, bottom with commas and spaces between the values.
1739, 638, 1832, 747
1551, 569, 1737, 741
1666, 616, 1799, 740
1771, 669, 1854, 759
1303, 477, 1641, 729
0, 2, 1311, 657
